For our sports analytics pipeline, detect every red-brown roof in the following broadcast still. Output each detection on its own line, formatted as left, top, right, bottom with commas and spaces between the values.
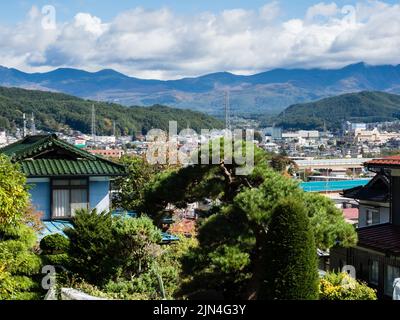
357, 224, 400, 255
343, 208, 359, 220
366, 155, 400, 167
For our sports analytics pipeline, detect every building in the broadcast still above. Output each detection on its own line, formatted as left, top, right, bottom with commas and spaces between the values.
0, 135, 126, 221
88, 149, 125, 159
264, 127, 283, 140
331, 155, 400, 298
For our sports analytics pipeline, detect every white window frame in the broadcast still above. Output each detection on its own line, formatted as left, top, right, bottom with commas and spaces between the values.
366, 208, 380, 226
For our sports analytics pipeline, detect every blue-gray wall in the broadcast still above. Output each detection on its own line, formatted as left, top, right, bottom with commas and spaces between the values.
28, 180, 51, 220
89, 179, 111, 213
28, 178, 111, 220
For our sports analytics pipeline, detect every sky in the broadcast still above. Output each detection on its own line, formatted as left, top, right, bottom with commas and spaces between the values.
0, 0, 400, 79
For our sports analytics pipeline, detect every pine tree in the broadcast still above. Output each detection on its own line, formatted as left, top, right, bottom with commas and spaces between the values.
261, 198, 319, 300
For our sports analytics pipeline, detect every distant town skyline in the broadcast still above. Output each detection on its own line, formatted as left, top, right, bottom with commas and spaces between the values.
0, 1, 400, 79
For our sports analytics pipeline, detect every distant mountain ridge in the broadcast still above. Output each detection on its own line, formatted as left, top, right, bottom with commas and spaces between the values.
2, 63, 400, 115
270, 91, 400, 131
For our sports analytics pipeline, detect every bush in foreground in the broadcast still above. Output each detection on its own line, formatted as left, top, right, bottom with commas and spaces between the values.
260, 198, 319, 300
319, 272, 377, 300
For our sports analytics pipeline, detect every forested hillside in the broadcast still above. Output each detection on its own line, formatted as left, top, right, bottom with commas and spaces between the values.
268, 91, 400, 131
0, 87, 223, 135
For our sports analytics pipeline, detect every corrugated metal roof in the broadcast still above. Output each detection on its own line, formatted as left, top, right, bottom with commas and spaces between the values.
300, 179, 370, 193
39, 220, 74, 240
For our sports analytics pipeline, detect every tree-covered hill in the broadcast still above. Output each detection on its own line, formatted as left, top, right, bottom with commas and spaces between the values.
269, 91, 400, 131
0, 87, 223, 135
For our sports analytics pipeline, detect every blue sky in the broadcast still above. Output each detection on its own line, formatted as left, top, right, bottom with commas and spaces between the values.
1, 0, 398, 23
0, 1, 400, 79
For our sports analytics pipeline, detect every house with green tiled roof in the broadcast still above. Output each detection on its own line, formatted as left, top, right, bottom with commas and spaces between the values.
0, 134, 126, 221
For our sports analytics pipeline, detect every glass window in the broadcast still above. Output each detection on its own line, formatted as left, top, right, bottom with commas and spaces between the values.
385, 265, 400, 296
52, 179, 88, 218
52, 179, 70, 186
369, 260, 379, 285
366, 209, 380, 226
70, 179, 88, 186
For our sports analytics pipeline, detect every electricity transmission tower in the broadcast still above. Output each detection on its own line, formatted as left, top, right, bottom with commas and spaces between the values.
224, 90, 231, 131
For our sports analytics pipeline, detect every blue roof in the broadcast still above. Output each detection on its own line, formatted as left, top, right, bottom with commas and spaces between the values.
38, 213, 179, 243
39, 220, 74, 240
300, 179, 371, 193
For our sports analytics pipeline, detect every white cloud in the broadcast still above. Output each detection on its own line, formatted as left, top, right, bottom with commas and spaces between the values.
306, 2, 339, 21
0, 1, 400, 79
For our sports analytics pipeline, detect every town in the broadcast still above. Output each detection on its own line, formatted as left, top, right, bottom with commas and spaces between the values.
2, 0, 400, 311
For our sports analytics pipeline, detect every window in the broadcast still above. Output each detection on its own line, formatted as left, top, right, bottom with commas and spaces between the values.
385, 265, 400, 296
52, 179, 88, 219
366, 208, 380, 226
369, 260, 379, 286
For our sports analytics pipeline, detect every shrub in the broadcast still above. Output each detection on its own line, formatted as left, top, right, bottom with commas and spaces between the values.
260, 198, 319, 300
0, 155, 31, 225
112, 216, 162, 278
40, 234, 70, 254
65, 209, 116, 285
66, 209, 163, 286
0, 223, 43, 300
320, 272, 377, 300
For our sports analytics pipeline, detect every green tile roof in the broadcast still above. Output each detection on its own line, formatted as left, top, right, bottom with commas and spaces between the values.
0, 135, 126, 177
20, 159, 125, 177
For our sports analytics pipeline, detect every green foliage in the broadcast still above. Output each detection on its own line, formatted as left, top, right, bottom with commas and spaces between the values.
65, 209, 164, 288
0, 155, 30, 225
59, 209, 194, 300
112, 216, 162, 278
319, 272, 377, 300
260, 198, 319, 300
112, 155, 162, 211
0, 223, 43, 300
64, 209, 117, 285
0, 86, 223, 135
142, 143, 356, 299
273, 91, 400, 131
40, 234, 70, 255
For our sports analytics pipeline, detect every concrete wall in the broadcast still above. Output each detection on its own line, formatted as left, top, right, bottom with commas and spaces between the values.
89, 178, 111, 213
27, 179, 51, 220
358, 202, 390, 228
60, 288, 107, 300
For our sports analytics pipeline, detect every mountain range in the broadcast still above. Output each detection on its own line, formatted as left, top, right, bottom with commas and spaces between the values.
2, 62, 400, 116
